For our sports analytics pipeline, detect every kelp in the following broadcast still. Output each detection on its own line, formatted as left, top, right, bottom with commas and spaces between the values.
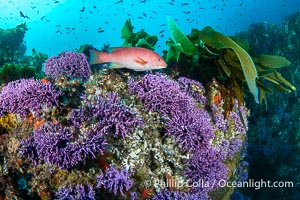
120, 18, 158, 50
196, 26, 259, 103
253, 55, 291, 69
121, 18, 134, 41
166, 16, 196, 55
164, 17, 295, 106
165, 39, 184, 62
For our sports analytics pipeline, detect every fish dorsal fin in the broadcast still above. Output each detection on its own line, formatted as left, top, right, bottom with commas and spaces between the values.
107, 47, 118, 53
134, 57, 148, 65
107, 47, 127, 53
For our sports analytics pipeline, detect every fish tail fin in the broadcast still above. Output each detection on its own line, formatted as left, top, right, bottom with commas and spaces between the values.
89, 50, 101, 64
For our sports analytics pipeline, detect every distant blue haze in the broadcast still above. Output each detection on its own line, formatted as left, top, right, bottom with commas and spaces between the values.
0, 0, 299, 56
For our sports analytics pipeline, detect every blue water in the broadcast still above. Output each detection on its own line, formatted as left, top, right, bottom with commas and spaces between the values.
1, 0, 299, 56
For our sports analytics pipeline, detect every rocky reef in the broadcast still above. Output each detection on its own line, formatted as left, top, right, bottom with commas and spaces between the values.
0, 24, 48, 85
0, 23, 27, 66
0, 51, 249, 199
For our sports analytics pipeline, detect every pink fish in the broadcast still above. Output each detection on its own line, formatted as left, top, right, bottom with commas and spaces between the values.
89, 47, 167, 71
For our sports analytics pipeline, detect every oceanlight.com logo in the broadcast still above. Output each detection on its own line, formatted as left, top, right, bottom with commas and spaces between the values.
145, 179, 294, 190
218, 179, 294, 190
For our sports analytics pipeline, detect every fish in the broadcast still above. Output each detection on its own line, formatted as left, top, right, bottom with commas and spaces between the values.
89, 47, 167, 71
20, 11, 30, 19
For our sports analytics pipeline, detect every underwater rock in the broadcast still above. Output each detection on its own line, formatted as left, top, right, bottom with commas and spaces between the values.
1, 64, 248, 199
0, 23, 28, 66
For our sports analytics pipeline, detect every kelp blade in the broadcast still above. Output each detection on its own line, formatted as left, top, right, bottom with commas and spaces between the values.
167, 16, 196, 55
198, 26, 259, 103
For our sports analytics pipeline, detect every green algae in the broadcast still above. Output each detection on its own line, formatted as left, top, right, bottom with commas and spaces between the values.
167, 16, 196, 55
0, 63, 37, 84
120, 18, 158, 50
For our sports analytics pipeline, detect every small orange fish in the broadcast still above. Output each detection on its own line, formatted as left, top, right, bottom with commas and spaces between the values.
40, 78, 49, 84
89, 47, 167, 71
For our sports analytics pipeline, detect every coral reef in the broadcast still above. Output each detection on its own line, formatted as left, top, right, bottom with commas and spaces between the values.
69, 92, 143, 139
0, 16, 259, 200
44, 51, 91, 80
55, 184, 95, 200
0, 114, 17, 132
96, 166, 133, 196
1, 12, 299, 199
0, 78, 62, 118
20, 122, 107, 169
0, 66, 248, 199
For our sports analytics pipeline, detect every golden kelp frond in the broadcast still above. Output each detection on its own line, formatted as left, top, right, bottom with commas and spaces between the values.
256, 65, 275, 76
164, 19, 295, 107
256, 79, 273, 94
253, 55, 291, 69
197, 26, 259, 103
259, 89, 268, 110
264, 71, 296, 92
232, 77, 244, 104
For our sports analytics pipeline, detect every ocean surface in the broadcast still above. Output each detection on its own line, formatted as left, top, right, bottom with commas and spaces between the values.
1, 0, 299, 56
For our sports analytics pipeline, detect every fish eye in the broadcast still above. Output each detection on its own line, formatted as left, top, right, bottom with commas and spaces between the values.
157, 58, 161, 62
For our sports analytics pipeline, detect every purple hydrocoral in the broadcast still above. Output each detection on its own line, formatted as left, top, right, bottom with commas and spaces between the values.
96, 166, 133, 196
178, 77, 207, 105
128, 73, 195, 116
227, 138, 243, 158
129, 73, 214, 153
0, 78, 62, 118
21, 122, 107, 169
70, 92, 143, 138
228, 99, 248, 134
185, 147, 228, 192
19, 136, 39, 165
211, 104, 228, 132
165, 108, 214, 153
55, 184, 95, 200
44, 51, 91, 80
151, 189, 208, 200
151, 189, 187, 200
